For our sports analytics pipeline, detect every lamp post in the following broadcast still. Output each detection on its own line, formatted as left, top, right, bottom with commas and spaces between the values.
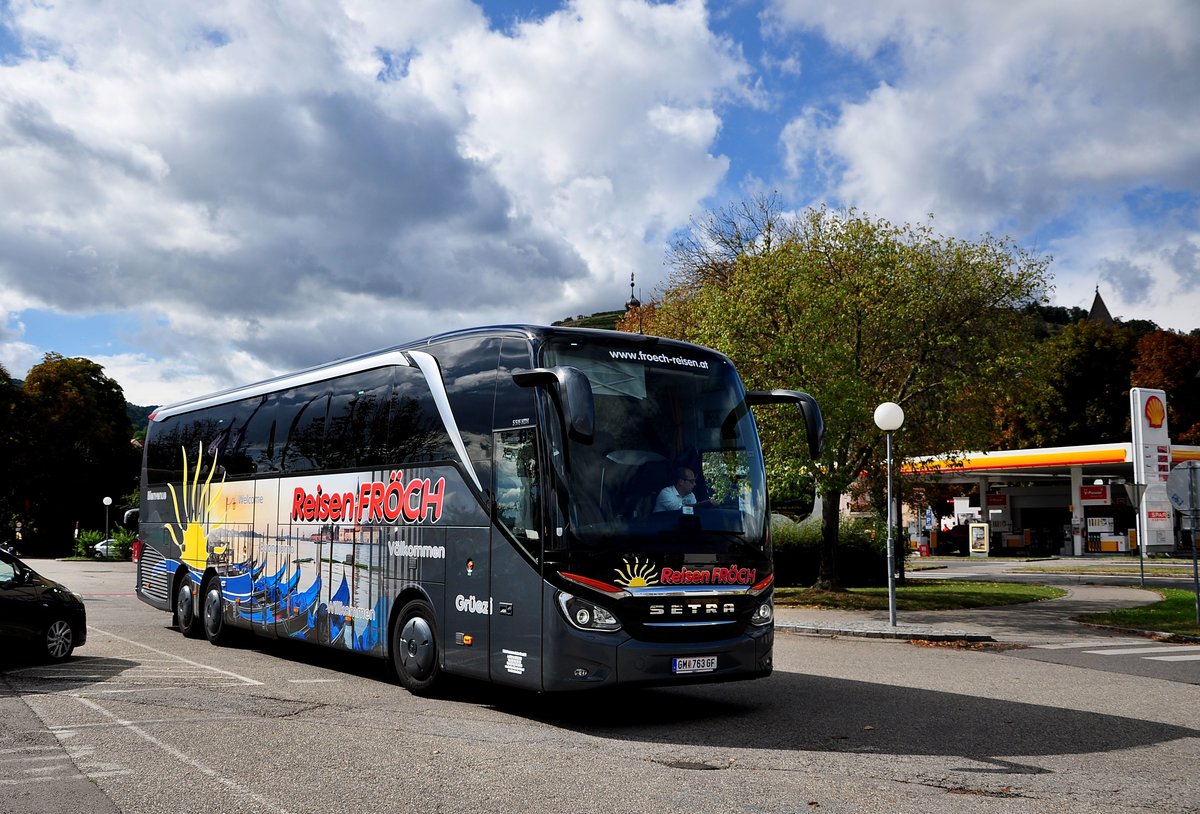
103, 496, 113, 538
874, 402, 905, 627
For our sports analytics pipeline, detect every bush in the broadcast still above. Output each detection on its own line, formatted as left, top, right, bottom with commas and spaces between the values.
74, 529, 102, 558
772, 516, 899, 588
111, 527, 137, 559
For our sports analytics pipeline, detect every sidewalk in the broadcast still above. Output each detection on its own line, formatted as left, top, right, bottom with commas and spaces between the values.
774, 584, 1165, 645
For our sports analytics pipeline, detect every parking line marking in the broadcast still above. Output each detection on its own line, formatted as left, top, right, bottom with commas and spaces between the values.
1083, 645, 1200, 656
70, 697, 292, 814
287, 678, 342, 683
1031, 641, 1147, 649
88, 627, 263, 685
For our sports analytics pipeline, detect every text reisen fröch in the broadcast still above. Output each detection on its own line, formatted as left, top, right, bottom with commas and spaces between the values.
291, 473, 446, 525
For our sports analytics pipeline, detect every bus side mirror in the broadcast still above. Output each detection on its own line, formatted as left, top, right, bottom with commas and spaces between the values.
745, 389, 825, 460
513, 366, 595, 442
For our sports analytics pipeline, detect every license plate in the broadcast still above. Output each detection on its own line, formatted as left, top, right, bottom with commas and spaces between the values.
672, 656, 718, 674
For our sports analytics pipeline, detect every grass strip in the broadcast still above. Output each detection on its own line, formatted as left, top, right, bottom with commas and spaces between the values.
775, 581, 1066, 612
1076, 588, 1200, 638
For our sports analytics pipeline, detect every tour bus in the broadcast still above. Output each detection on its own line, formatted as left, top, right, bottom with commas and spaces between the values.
136, 325, 823, 693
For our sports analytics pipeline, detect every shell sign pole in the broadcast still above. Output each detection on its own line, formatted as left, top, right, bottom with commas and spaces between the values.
1130, 387, 1173, 552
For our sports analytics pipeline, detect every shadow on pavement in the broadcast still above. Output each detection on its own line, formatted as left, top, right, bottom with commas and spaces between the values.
480, 671, 1198, 772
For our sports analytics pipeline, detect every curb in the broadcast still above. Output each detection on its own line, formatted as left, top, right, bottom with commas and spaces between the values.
777, 622, 993, 643
1076, 620, 1200, 644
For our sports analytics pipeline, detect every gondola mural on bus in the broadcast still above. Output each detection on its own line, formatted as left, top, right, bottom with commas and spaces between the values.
148, 445, 390, 654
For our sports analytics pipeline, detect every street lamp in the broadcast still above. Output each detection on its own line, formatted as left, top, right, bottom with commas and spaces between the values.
874, 402, 905, 627
103, 496, 113, 538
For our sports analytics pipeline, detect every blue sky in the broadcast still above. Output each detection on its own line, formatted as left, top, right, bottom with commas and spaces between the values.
1, 0, 1197, 405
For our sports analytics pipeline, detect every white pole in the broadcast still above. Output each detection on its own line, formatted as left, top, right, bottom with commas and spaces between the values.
886, 430, 897, 626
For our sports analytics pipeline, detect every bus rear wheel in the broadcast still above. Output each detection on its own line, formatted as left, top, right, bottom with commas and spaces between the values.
392, 599, 440, 694
175, 574, 202, 639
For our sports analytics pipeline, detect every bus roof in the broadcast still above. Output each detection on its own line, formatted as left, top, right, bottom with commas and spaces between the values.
148, 324, 717, 422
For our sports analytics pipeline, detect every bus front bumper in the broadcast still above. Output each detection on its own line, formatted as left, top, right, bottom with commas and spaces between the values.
542, 623, 773, 692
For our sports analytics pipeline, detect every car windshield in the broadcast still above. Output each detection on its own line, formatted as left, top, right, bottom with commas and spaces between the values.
540, 338, 767, 551
0, 551, 15, 582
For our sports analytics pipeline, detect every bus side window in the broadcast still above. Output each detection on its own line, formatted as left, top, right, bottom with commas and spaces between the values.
428, 336, 500, 484
494, 428, 540, 559
388, 366, 455, 464
279, 385, 330, 473
220, 396, 269, 476
326, 368, 393, 469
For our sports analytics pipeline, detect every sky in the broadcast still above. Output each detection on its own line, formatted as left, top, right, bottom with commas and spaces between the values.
1, 0, 1197, 406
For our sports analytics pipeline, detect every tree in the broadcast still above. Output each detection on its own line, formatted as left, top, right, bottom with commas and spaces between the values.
1132, 330, 1200, 443
621, 197, 1050, 589
997, 320, 1139, 448
18, 353, 138, 553
0, 364, 28, 543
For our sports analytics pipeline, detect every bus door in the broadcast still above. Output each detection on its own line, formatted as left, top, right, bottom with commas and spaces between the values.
488, 427, 544, 689
441, 519, 490, 680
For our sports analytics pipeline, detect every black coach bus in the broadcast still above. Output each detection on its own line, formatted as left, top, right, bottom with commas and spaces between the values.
137, 325, 823, 693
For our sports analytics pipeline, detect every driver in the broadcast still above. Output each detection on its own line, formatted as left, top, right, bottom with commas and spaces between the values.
654, 467, 703, 512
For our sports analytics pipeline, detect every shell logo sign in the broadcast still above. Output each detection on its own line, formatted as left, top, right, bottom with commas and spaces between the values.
1144, 395, 1166, 429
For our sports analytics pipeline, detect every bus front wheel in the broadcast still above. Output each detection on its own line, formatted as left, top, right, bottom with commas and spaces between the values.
175, 574, 202, 639
392, 600, 440, 694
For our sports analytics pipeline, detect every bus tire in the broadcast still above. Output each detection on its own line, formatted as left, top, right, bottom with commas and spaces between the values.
392, 599, 440, 694
175, 573, 202, 639
202, 576, 229, 645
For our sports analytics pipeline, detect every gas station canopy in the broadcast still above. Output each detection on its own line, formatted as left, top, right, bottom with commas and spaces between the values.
906, 443, 1200, 484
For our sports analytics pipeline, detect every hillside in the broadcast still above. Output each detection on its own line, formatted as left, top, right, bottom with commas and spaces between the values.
551, 310, 625, 331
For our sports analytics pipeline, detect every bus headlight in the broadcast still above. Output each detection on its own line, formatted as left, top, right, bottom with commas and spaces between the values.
750, 598, 773, 626
557, 592, 622, 633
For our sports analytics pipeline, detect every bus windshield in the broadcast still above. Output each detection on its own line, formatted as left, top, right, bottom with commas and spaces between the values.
540, 338, 767, 550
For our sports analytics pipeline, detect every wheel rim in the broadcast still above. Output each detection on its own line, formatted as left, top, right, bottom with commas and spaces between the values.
176, 580, 194, 628
46, 620, 73, 659
204, 585, 222, 637
399, 616, 435, 679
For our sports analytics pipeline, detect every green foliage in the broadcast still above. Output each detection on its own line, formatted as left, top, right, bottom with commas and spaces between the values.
552, 310, 625, 330
635, 195, 1050, 586
74, 529, 103, 558
6, 353, 140, 555
109, 527, 136, 559
660, 200, 1051, 487
772, 517, 894, 587
998, 320, 1139, 447
0, 365, 26, 536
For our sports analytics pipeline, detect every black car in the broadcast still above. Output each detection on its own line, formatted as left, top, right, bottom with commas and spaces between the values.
0, 548, 87, 661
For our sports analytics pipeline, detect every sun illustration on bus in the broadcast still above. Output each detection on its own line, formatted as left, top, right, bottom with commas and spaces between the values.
614, 557, 659, 588
166, 444, 225, 569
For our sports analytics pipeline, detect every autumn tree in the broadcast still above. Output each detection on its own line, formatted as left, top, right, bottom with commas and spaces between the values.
1132, 330, 1200, 443
18, 353, 138, 553
622, 196, 1050, 589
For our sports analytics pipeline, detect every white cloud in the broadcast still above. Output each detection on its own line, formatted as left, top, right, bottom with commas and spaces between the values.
1047, 218, 1200, 331
769, 0, 1200, 331
414, 0, 746, 295
0, 0, 748, 403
